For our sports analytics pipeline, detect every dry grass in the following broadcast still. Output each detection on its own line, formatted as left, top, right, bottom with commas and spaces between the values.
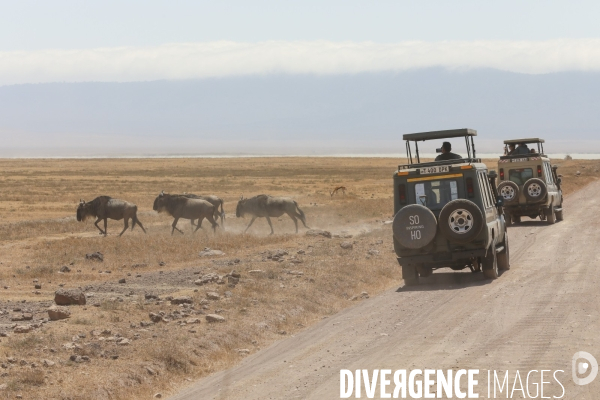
0, 156, 597, 399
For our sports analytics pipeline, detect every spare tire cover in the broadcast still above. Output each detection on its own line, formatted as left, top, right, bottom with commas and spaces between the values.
393, 204, 437, 249
523, 178, 547, 202
497, 181, 519, 203
439, 199, 484, 243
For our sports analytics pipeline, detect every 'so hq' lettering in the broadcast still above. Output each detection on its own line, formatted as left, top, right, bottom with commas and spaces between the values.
409, 215, 420, 225
411, 230, 421, 240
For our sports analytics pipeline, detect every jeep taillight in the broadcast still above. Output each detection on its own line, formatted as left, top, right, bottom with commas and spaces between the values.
499, 168, 504, 180
398, 184, 407, 204
466, 177, 474, 198
537, 165, 542, 177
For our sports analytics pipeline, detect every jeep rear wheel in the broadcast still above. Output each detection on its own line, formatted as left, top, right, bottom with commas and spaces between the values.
393, 204, 437, 250
439, 199, 484, 243
523, 178, 547, 202
482, 245, 498, 279
497, 231, 510, 271
498, 181, 519, 203
402, 265, 419, 286
546, 207, 556, 224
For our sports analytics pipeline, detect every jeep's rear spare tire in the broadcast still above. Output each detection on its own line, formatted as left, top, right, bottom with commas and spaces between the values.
393, 204, 437, 249
439, 199, 484, 243
497, 181, 519, 203
523, 178, 547, 202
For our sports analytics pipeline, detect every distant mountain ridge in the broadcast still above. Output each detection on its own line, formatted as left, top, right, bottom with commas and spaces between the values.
1, 68, 599, 156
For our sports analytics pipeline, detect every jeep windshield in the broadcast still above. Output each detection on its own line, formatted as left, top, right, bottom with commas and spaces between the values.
402, 128, 479, 167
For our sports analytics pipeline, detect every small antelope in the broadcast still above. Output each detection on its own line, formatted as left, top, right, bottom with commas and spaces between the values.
330, 186, 346, 198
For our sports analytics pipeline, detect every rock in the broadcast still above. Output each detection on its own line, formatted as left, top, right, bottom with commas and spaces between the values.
48, 306, 71, 320
383, 220, 393, 225
368, 249, 380, 256
0, 383, 6, 390
149, 313, 163, 323
59, 266, 71, 273
186, 318, 201, 324
159, 261, 166, 266
194, 272, 220, 285
206, 292, 220, 301
34, 284, 42, 289
14, 325, 32, 333
228, 276, 239, 285
145, 366, 157, 375
205, 314, 225, 323
224, 291, 233, 298
85, 252, 104, 262
237, 349, 250, 355
340, 241, 353, 249
305, 229, 332, 238
117, 338, 131, 346
287, 271, 304, 276
248, 270, 265, 275
154, 394, 163, 399
170, 296, 193, 305
11, 313, 33, 321
55, 288, 86, 305
199, 248, 225, 257
42, 359, 55, 367
69, 355, 83, 363
118, 278, 126, 284
297, 249, 306, 254
131, 263, 147, 268
575, 171, 581, 176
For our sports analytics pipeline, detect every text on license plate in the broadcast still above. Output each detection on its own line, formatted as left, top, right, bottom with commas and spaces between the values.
419, 166, 449, 174
511, 158, 528, 162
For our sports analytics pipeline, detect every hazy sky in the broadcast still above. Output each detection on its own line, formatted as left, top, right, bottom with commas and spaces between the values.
1, 1, 599, 85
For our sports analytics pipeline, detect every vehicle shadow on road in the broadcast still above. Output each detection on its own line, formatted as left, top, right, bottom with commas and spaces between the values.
396, 270, 508, 292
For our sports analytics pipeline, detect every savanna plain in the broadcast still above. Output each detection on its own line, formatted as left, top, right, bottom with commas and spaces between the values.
0, 157, 598, 399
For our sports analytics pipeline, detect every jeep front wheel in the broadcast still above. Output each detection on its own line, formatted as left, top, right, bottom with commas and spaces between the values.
439, 199, 484, 243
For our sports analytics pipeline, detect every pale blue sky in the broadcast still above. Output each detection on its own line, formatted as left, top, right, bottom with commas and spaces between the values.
0, 1, 598, 51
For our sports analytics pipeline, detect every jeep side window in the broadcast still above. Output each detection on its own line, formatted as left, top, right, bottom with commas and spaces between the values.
544, 163, 554, 185
477, 172, 493, 208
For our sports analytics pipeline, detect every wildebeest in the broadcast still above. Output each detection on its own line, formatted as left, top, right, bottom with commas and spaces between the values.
76, 196, 146, 236
236, 194, 309, 235
181, 193, 225, 230
153, 192, 219, 235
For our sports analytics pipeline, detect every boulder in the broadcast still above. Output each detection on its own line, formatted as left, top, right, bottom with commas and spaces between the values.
199, 248, 225, 257
340, 241, 353, 250
205, 314, 225, 323
59, 266, 71, 273
13, 325, 32, 333
170, 296, 193, 305
194, 272, 220, 285
55, 289, 86, 305
85, 252, 104, 261
305, 229, 332, 238
48, 306, 71, 321
206, 292, 220, 301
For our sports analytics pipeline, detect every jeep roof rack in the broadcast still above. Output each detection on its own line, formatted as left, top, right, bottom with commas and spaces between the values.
502, 138, 545, 157
403, 128, 478, 165
503, 138, 545, 145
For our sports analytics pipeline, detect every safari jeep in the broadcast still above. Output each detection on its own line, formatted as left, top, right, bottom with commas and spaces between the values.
392, 129, 510, 285
497, 138, 563, 225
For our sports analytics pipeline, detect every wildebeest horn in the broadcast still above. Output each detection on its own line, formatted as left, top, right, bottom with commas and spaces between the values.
240, 194, 244, 200
160, 190, 164, 196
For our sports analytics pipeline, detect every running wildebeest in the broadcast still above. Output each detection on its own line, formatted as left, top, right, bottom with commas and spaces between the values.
180, 193, 225, 230
76, 196, 146, 237
236, 194, 309, 235
153, 192, 219, 235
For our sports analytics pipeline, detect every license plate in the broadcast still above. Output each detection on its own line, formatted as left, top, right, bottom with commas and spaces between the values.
511, 158, 528, 162
419, 166, 449, 174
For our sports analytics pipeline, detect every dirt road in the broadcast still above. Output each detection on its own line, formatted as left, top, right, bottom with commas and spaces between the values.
170, 181, 600, 399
